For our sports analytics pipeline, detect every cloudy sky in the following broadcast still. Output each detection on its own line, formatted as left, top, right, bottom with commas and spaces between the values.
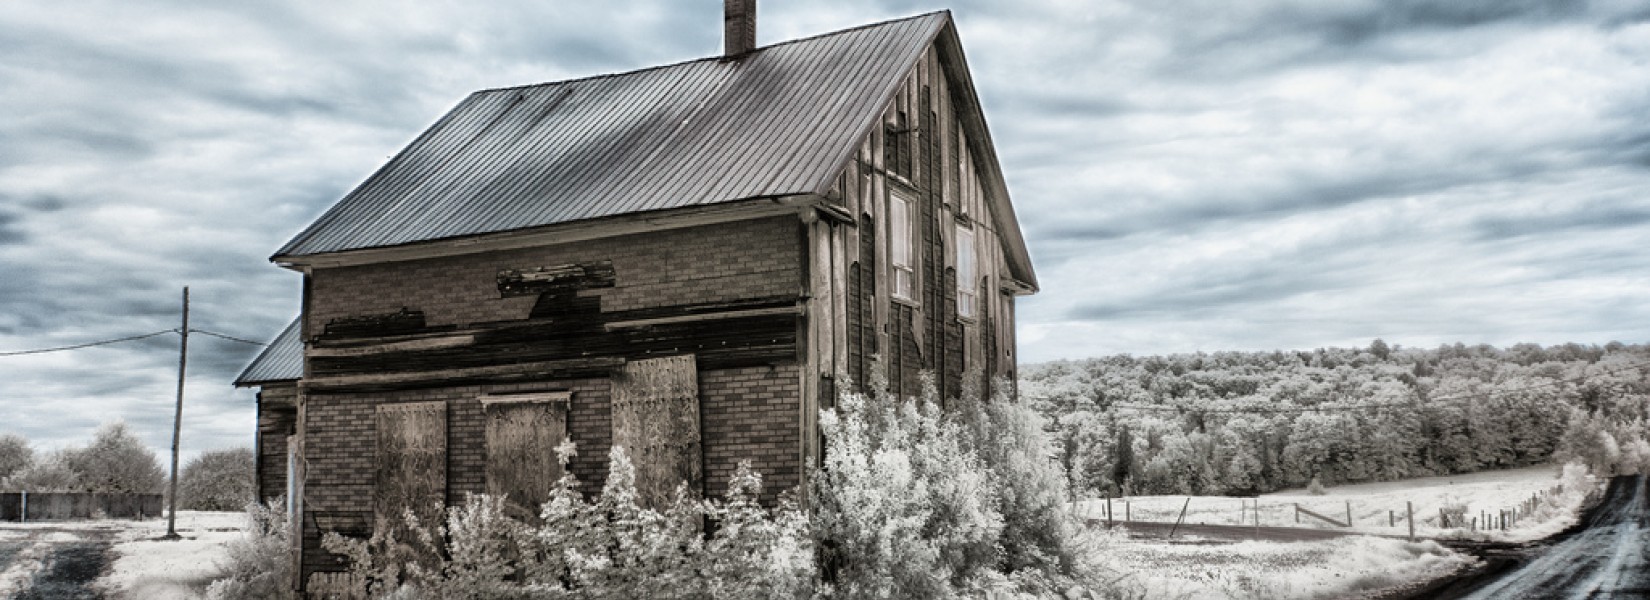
2, 0, 1647, 459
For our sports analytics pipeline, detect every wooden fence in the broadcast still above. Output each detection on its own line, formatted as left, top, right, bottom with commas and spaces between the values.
0, 492, 164, 521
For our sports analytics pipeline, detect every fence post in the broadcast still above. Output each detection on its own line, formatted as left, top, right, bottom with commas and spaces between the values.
1125, 501, 1130, 523
1105, 496, 1112, 528
1389, 510, 1395, 527
1169, 497, 1191, 538
1295, 503, 1301, 524
20, 491, 26, 524
1407, 501, 1414, 542
1346, 501, 1353, 527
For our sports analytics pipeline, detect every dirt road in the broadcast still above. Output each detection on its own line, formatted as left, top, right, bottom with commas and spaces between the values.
1436, 475, 1649, 599
0, 527, 116, 600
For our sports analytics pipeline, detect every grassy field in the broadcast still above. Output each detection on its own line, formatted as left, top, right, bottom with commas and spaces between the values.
1080, 464, 1602, 599
1078, 463, 1596, 543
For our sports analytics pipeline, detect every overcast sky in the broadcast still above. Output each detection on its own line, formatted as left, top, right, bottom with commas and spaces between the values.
2, 0, 1647, 460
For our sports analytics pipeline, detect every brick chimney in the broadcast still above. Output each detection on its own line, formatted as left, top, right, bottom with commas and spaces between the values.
724, 0, 756, 57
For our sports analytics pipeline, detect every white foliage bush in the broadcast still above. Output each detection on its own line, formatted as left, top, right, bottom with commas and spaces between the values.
815, 368, 1128, 598
813, 376, 1003, 598
206, 498, 295, 600
321, 443, 813, 599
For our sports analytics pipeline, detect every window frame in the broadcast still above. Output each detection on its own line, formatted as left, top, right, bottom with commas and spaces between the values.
955, 222, 978, 320
889, 189, 917, 302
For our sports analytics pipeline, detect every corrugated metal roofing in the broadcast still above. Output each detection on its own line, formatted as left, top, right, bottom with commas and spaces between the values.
275, 12, 950, 258
233, 317, 302, 385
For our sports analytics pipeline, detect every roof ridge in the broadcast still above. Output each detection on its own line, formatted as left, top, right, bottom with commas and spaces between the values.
475, 10, 950, 94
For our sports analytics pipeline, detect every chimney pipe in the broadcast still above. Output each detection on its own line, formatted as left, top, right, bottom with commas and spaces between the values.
724, 0, 756, 57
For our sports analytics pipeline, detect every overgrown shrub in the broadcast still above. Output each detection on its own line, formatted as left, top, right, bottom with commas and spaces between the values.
206, 498, 295, 600
322, 442, 813, 599
812, 375, 1003, 598
180, 448, 256, 511
814, 367, 1126, 598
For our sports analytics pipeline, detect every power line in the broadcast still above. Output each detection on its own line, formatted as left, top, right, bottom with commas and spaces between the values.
1028, 360, 1650, 415
188, 328, 269, 347
0, 325, 274, 358
0, 329, 178, 357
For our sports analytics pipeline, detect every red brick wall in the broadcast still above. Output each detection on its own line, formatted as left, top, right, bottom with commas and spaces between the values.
306, 216, 802, 335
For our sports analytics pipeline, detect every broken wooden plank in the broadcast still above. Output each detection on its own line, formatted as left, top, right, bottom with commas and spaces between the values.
307, 334, 476, 358
603, 305, 801, 330
303, 357, 624, 391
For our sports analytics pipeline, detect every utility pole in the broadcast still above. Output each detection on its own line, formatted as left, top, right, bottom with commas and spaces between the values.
164, 286, 188, 540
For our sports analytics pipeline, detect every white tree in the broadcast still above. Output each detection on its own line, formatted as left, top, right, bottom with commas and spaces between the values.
64, 421, 164, 494
3, 449, 80, 492
178, 447, 255, 510
0, 433, 31, 483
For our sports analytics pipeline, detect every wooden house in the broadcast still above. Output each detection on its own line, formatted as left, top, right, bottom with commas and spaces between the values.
235, 2, 1036, 589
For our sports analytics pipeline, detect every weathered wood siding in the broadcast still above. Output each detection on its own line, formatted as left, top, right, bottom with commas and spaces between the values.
256, 383, 297, 504
818, 42, 1022, 404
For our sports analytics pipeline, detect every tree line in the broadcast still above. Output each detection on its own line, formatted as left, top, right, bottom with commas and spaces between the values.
0, 421, 255, 510
1021, 341, 1650, 497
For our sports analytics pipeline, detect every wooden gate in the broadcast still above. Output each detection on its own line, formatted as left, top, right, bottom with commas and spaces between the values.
610, 355, 702, 509
483, 392, 569, 518
375, 401, 447, 535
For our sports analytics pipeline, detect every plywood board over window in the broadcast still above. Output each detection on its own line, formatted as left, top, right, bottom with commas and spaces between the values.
610, 354, 702, 509
375, 401, 447, 536
482, 392, 570, 518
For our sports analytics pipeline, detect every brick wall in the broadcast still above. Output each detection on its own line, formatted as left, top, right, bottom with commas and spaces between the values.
306, 216, 802, 335
300, 365, 801, 575
700, 364, 802, 504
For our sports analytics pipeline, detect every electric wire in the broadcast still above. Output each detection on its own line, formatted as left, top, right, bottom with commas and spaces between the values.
0, 329, 178, 357
187, 328, 270, 346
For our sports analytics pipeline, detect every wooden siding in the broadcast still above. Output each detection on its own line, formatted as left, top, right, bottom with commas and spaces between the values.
819, 43, 1019, 404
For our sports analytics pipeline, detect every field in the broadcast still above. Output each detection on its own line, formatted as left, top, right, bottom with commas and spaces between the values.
1079, 464, 1602, 599
1078, 464, 1593, 543
0, 511, 242, 599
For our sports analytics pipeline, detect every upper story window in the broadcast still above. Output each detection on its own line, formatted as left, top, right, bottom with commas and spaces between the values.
890, 190, 915, 301
956, 224, 977, 319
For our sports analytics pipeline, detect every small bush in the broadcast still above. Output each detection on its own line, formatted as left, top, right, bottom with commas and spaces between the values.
1306, 476, 1327, 496
206, 498, 295, 600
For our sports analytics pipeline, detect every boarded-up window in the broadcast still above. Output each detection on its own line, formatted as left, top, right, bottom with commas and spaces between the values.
375, 402, 447, 537
482, 392, 569, 518
610, 355, 701, 509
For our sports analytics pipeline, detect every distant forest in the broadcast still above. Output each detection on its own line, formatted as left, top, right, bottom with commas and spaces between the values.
1020, 341, 1650, 498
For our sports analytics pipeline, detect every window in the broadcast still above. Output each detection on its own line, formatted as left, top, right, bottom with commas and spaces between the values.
956, 224, 977, 318
890, 191, 915, 300
482, 391, 570, 516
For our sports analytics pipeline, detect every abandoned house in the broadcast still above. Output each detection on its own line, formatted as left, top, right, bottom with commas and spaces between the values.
234, 2, 1036, 590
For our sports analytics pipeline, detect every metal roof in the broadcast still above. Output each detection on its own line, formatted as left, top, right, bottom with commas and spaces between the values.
275, 12, 951, 259
233, 317, 302, 386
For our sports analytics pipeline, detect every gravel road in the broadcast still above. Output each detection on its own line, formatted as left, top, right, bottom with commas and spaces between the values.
1445, 474, 1649, 599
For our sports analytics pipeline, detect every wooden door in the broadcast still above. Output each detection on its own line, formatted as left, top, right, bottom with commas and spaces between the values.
610, 355, 702, 509
375, 401, 447, 534
483, 392, 569, 518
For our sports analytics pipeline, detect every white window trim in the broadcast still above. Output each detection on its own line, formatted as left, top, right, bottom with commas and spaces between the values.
956, 223, 978, 320
890, 190, 916, 302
